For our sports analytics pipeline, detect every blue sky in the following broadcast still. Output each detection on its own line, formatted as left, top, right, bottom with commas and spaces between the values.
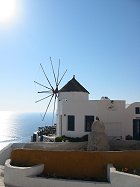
0, 0, 140, 112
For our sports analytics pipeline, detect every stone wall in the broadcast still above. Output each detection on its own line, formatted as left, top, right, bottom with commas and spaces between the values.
23, 142, 87, 150
109, 140, 140, 151
24, 140, 140, 151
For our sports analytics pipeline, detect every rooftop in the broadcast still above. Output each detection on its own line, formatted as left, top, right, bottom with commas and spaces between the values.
59, 76, 89, 93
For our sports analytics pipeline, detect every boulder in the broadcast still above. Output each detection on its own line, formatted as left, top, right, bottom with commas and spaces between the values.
87, 119, 110, 151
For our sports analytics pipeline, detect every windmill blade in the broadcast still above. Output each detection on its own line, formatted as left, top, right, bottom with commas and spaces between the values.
40, 63, 54, 90
35, 58, 67, 121
34, 81, 52, 90
50, 57, 57, 86
35, 94, 52, 103
57, 69, 67, 86
56, 59, 60, 86
51, 94, 57, 126
38, 91, 52, 94
42, 94, 54, 121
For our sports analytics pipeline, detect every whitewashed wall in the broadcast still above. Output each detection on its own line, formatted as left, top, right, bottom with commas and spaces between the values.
108, 164, 140, 187
124, 102, 140, 138
57, 91, 127, 139
58, 92, 89, 102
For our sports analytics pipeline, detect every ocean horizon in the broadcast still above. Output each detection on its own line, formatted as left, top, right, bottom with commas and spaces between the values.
0, 111, 54, 150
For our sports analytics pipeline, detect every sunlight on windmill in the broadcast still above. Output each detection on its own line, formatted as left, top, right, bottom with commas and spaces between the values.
0, 0, 17, 23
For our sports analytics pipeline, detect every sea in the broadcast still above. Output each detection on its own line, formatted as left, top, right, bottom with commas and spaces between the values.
0, 111, 53, 151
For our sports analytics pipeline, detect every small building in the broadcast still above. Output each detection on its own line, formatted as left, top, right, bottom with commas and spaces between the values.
56, 76, 140, 140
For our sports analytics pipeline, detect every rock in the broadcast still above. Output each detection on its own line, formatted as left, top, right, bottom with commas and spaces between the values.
87, 119, 110, 151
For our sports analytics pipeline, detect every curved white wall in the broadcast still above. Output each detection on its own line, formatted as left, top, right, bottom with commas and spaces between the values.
4, 159, 111, 187
4, 159, 44, 187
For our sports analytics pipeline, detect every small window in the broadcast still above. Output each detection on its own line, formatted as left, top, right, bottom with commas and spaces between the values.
68, 115, 75, 131
135, 107, 140, 114
85, 116, 94, 132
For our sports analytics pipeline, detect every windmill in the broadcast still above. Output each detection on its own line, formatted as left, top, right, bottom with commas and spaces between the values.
34, 57, 67, 124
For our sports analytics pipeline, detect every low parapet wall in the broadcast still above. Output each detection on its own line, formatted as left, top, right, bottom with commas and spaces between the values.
5, 160, 140, 187
10, 149, 140, 181
4, 159, 111, 187
23, 142, 88, 150
108, 164, 140, 187
0, 144, 13, 165
23, 140, 140, 151
0, 143, 26, 165
109, 140, 140, 150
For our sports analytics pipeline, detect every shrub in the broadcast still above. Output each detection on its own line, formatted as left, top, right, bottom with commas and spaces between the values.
126, 135, 133, 140
55, 136, 66, 142
55, 135, 88, 142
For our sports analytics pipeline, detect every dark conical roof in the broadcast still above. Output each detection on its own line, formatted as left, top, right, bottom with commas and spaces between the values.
59, 76, 89, 93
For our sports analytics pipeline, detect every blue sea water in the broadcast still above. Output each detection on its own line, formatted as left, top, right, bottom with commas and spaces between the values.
0, 111, 53, 150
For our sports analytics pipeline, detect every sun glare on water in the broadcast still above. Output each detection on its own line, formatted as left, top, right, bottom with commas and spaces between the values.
0, 0, 17, 23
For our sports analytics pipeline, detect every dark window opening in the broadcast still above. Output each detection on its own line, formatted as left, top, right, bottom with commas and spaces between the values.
135, 107, 140, 114
85, 116, 94, 132
68, 115, 75, 131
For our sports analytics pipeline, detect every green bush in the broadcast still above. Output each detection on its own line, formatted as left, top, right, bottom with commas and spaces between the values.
55, 135, 88, 142
55, 136, 66, 142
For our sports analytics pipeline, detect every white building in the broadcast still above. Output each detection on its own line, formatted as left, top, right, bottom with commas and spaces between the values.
56, 76, 140, 140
